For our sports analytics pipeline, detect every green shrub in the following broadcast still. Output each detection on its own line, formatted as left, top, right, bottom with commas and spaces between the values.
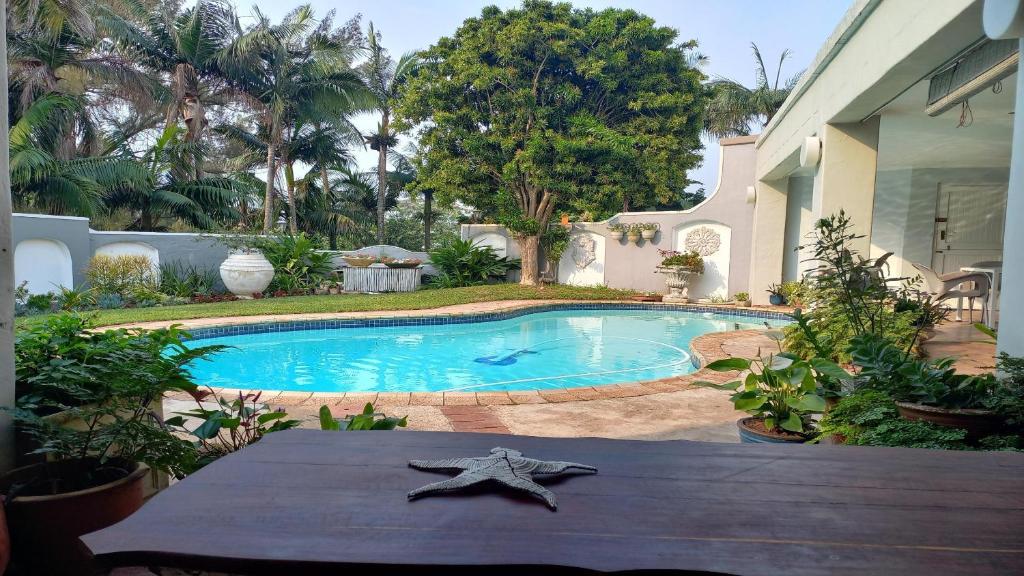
25, 293, 55, 312
85, 254, 159, 298
319, 403, 407, 431
160, 262, 220, 297
12, 315, 226, 480
428, 239, 519, 287
657, 249, 704, 273
255, 233, 333, 293
817, 390, 968, 449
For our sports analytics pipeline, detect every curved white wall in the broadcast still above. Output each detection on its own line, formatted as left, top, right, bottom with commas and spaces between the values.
558, 231, 606, 286
15, 239, 74, 294
470, 232, 508, 257
94, 241, 160, 271
674, 221, 732, 299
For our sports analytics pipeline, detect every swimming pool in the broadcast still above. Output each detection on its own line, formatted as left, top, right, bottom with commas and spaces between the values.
184, 307, 788, 393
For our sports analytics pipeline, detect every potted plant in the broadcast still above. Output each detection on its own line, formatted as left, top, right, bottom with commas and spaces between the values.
767, 283, 786, 306
734, 292, 751, 307
626, 224, 642, 244
656, 249, 704, 303
3, 315, 221, 575
697, 353, 847, 443
639, 222, 659, 240
384, 258, 423, 269
343, 254, 376, 267
608, 223, 626, 241
850, 334, 1008, 440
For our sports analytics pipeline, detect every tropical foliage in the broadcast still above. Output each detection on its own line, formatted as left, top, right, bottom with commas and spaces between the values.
704, 42, 802, 138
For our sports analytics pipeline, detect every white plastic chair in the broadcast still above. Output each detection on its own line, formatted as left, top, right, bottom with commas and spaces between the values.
912, 263, 991, 323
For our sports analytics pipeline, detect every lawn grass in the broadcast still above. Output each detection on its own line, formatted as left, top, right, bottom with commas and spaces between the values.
16, 284, 637, 329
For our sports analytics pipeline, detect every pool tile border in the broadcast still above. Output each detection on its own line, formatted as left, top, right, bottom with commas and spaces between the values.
182, 302, 789, 341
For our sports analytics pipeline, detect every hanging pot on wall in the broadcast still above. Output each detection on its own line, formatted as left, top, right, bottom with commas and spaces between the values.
220, 251, 275, 298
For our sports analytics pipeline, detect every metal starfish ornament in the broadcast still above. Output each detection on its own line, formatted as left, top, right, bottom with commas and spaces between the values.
407, 447, 597, 510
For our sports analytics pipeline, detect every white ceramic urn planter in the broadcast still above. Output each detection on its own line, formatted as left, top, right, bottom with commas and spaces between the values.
219, 252, 275, 298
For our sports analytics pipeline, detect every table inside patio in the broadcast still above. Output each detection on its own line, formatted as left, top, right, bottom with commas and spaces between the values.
83, 430, 1024, 576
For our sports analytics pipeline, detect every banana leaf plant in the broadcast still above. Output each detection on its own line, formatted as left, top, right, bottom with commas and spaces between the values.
697, 354, 852, 434
319, 403, 407, 431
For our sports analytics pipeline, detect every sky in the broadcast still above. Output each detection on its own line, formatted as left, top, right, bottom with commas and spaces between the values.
244, 0, 851, 197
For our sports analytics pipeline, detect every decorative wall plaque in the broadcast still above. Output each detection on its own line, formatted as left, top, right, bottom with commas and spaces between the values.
407, 447, 597, 510
684, 226, 721, 256
571, 234, 597, 270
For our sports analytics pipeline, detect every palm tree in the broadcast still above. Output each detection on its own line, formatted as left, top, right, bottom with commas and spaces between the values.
97, 0, 238, 179
360, 22, 419, 243
219, 6, 368, 233
104, 124, 239, 231
704, 43, 802, 139
8, 0, 159, 160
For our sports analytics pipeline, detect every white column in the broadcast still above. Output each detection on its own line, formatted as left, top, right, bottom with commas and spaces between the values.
984, 0, 1024, 357
748, 179, 789, 304
812, 118, 880, 256
0, 0, 16, 472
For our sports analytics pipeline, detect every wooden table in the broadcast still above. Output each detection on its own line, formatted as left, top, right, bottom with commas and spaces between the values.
83, 430, 1024, 576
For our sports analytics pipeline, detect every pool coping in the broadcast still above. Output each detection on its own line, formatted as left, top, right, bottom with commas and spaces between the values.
153, 300, 789, 406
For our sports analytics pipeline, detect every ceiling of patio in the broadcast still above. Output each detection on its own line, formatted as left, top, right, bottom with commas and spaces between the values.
877, 72, 1016, 169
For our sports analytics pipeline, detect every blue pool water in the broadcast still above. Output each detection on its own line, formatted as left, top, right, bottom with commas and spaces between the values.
184, 309, 787, 393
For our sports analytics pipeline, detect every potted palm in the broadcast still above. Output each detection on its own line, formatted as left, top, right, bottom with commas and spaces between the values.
697, 353, 849, 443
3, 315, 221, 575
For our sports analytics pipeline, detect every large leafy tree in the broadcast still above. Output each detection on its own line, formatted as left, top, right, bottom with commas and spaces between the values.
399, 1, 708, 284
704, 43, 801, 138
360, 23, 419, 243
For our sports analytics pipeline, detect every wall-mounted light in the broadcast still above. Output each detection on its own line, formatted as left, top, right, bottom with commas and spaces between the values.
799, 136, 821, 168
746, 186, 756, 204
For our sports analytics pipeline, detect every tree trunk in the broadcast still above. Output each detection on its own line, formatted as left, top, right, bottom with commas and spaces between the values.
284, 161, 297, 235
263, 137, 278, 233
376, 111, 389, 244
320, 166, 338, 249
423, 190, 433, 250
0, 4, 18, 469
517, 234, 542, 286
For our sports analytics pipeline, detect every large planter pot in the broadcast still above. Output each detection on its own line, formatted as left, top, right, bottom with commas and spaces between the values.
220, 252, 274, 298
769, 294, 785, 306
737, 417, 810, 444
1, 459, 148, 576
896, 401, 1003, 441
657, 266, 699, 303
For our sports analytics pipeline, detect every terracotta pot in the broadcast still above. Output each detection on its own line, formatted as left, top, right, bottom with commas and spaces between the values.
896, 401, 1004, 440
1, 459, 148, 576
630, 294, 663, 302
220, 252, 274, 298
343, 257, 375, 267
736, 417, 810, 444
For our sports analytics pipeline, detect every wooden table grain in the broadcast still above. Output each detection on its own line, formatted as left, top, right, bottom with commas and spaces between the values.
83, 430, 1024, 575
